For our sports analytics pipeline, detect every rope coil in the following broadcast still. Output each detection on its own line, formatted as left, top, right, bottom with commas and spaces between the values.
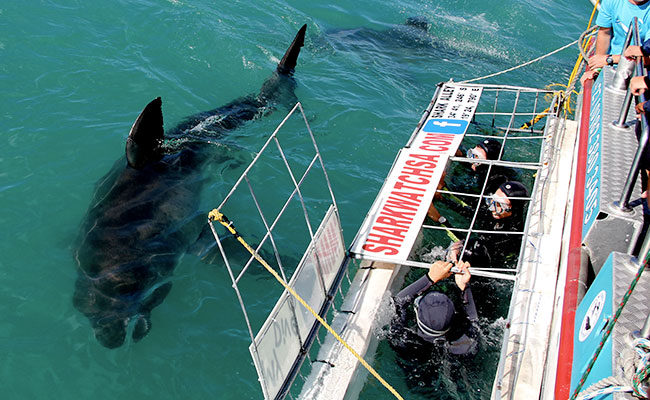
208, 209, 405, 400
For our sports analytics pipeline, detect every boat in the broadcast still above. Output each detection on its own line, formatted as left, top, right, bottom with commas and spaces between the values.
206, 8, 650, 400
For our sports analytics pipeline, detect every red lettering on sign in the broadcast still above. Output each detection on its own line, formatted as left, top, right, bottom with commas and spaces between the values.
419, 145, 450, 152
376, 216, 410, 228
365, 233, 403, 247
392, 191, 424, 203
373, 226, 407, 238
394, 181, 426, 192
398, 175, 430, 185
361, 243, 399, 255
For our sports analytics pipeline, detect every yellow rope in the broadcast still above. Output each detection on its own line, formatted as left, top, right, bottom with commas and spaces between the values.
208, 209, 405, 400
520, 107, 550, 130
562, 0, 600, 116
443, 225, 460, 242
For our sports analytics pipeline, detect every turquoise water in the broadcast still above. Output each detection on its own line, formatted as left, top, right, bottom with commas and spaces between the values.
1, 1, 592, 399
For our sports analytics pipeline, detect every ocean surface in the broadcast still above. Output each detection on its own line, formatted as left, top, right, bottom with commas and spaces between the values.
1, 1, 593, 399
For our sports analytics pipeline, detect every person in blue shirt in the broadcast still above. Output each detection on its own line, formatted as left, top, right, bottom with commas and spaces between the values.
581, 0, 650, 84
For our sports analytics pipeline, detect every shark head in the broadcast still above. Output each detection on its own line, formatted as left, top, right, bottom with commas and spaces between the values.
73, 266, 173, 348
92, 311, 153, 348
93, 313, 130, 349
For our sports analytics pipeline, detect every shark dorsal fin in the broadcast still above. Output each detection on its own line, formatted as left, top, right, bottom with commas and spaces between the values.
276, 24, 307, 75
126, 97, 165, 169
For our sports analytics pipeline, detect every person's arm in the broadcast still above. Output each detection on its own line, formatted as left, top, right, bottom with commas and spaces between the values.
588, 27, 614, 69
427, 202, 444, 223
624, 43, 650, 66
395, 261, 453, 302
630, 75, 650, 113
454, 261, 477, 321
461, 284, 478, 322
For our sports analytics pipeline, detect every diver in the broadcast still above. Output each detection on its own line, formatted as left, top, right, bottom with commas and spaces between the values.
443, 180, 530, 269
390, 260, 478, 357
428, 138, 516, 224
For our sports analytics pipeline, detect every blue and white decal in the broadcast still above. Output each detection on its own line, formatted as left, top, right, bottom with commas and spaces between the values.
422, 118, 469, 135
582, 72, 604, 239
571, 252, 614, 392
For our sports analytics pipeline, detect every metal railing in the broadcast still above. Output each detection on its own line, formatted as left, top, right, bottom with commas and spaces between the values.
603, 16, 650, 344
613, 18, 650, 214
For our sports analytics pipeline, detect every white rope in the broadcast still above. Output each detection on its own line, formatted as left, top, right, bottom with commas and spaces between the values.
576, 384, 634, 400
459, 39, 580, 84
576, 338, 650, 399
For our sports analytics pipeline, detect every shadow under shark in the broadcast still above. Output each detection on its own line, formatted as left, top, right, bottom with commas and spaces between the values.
73, 24, 307, 349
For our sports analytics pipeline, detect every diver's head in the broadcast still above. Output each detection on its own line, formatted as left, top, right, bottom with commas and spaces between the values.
485, 181, 529, 220
414, 292, 455, 340
468, 138, 501, 171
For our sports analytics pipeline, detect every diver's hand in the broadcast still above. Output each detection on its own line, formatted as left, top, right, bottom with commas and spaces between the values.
427, 261, 453, 283
446, 240, 463, 263
455, 261, 471, 291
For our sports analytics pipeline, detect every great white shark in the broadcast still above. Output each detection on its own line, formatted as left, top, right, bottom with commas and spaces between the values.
73, 25, 307, 349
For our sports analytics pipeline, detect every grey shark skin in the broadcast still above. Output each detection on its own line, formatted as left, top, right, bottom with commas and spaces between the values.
321, 17, 436, 51
73, 25, 307, 349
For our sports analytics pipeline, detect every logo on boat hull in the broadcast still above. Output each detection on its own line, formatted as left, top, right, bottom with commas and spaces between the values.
422, 118, 468, 135
579, 290, 606, 342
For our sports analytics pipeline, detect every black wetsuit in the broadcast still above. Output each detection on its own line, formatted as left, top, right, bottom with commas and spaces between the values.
444, 157, 517, 196
470, 209, 526, 268
390, 274, 479, 357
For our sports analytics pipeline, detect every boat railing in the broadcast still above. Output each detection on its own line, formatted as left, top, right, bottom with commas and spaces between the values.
617, 19, 650, 342
613, 18, 650, 217
553, 17, 650, 400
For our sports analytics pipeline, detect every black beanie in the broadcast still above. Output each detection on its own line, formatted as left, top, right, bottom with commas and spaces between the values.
498, 181, 529, 214
415, 292, 455, 338
477, 138, 502, 160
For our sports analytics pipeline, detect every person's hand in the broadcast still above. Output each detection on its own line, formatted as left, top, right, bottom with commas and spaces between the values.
625, 46, 644, 60
445, 240, 463, 263
580, 69, 599, 86
636, 101, 647, 114
630, 75, 649, 96
587, 54, 607, 70
427, 261, 453, 283
454, 261, 471, 291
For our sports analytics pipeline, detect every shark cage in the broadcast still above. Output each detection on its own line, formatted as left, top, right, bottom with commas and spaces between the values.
206, 102, 351, 400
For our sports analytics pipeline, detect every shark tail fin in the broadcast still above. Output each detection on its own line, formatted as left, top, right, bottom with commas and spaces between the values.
276, 24, 307, 76
126, 97, 165, 169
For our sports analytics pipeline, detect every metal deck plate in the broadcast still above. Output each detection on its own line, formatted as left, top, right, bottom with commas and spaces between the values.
583, 67, 643, 272
611, 253, 650, 400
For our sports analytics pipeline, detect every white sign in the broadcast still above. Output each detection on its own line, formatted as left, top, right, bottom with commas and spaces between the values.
350, 84, 482, 262
250, 206, 345, 399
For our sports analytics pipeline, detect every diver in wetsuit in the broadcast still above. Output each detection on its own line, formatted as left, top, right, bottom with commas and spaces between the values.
445, 180, 530, 269
391, 260, 478, 357
428, 138, 516, 223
